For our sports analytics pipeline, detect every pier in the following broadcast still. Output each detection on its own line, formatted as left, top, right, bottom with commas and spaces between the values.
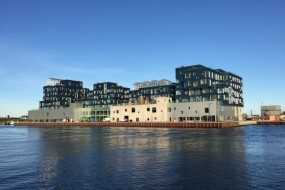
15, 121, 240, 128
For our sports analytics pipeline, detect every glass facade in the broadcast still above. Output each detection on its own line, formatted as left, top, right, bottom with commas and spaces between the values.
38, 64, 243, 111
40, 78, 84, 109
176, 65, 243, 107
129, 80, 176, 102
83, 82, 130, 107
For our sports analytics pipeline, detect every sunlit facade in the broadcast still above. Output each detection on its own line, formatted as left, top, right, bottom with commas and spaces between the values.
40, 78, 85, 109
111, 97, 242, 122
83, 82, 130, 107
176, 65, 243, 107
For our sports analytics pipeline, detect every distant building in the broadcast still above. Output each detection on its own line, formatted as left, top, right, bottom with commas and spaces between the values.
40, 78, 84, 109
261, 105, 281, 120
280, 112, 285, 121
175, 65, 243, 107
130, 79, 176, 102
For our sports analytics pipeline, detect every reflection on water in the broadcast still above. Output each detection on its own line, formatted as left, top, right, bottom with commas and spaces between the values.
0, 125, 285, 189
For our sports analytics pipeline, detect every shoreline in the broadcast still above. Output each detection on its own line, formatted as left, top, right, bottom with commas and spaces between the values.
12, 120, 285, 128
15, 121, 240, 128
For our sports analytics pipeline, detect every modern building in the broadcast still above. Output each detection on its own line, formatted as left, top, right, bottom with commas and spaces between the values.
83, 82, 130, 107
175, 65, 243, 107
40, 78, 85, 109
130, 79, 176, 102
29, 64, 244, 122
110, 97, 242, 122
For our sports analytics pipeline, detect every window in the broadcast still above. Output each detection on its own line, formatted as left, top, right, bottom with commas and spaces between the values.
188, 106, 191, 110
147, 108, 150, 111
125, 109, 127, 112
132, 108, 135, 113
116, 110, 119, 114
181, 111, 183, 114
152, 107, 156, 113
168, 107, 171, 112
205, 108, 209, 113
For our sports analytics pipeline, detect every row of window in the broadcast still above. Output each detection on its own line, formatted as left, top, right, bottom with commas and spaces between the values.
132, 87, 174, 94
184, 71, 225, 81
91, 89, 129, 94
84, 99, 128, 106
112, 107, 210, 116
45, 87, 82, 92
183, 70, 242, 83
43, 97, 72, 101
114, 107, 158, 114
87, 94, 128, 99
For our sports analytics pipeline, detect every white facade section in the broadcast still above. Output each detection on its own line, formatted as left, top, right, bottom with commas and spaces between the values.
111, 97, 171, 122
167, 101, 217, 122
110, 97, 243, 122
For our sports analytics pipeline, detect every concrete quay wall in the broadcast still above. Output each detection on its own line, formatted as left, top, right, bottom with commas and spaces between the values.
15, 121, 240, 128
257, 121, 285, 125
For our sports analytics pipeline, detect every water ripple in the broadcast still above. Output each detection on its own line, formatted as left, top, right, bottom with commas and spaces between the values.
0, 125, 285, 189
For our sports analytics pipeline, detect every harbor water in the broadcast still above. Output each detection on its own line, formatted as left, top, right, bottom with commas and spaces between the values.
0, 125, 285, 189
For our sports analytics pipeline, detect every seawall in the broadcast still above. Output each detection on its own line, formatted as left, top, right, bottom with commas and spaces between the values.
257, 121, 285, 125
15, 121, 240, 128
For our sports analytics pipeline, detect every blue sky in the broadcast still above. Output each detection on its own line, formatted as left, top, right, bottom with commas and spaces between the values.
0, 0, 284, 117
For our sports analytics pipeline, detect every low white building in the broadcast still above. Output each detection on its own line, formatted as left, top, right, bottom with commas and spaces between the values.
28, 103, 111, 122
28, 103, 90, 122
110, 97, 242, 122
